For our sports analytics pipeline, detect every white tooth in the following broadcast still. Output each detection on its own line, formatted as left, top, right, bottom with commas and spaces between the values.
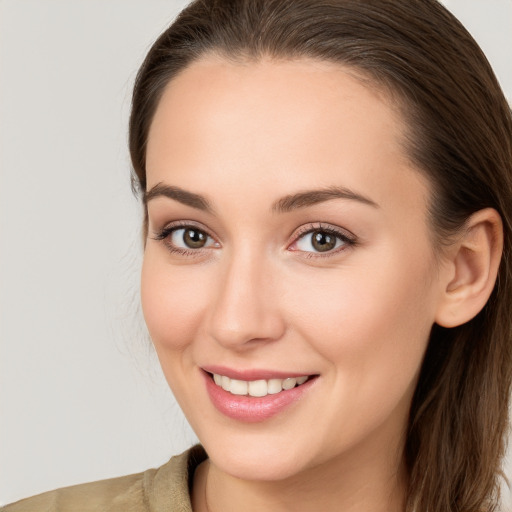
282, 377, 297, 390
221, 375, 231, 391
213, 374, 222, 386
248, 379, 268, 397
230, 379, 248, 395
267, 379, 283, 394
296, 376, 308, 385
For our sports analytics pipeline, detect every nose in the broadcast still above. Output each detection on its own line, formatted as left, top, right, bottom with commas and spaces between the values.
206, 248, 285, 350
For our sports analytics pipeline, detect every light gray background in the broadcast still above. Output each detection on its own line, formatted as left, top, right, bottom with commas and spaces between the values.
1, 0, 511, 507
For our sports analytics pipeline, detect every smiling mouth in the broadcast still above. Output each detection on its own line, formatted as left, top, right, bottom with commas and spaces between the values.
210, 373, 312, 397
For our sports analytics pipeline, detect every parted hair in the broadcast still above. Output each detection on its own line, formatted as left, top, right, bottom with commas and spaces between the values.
129, 1, 512, 510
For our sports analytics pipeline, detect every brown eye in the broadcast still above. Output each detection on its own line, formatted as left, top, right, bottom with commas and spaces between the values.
183, 228, 208, 248
155, 226, 217, 252
292, 226, 352, 255
311, 231, 337, 252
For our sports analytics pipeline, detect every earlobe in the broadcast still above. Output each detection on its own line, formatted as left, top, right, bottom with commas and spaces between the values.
435, 208, 503, 328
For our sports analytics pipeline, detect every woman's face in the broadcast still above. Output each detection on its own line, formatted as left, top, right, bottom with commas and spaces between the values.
142, 57, 446, 481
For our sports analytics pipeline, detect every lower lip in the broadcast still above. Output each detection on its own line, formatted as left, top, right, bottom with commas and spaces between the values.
203, 371, 317, 423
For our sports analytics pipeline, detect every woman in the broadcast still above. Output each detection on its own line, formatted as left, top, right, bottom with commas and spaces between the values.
4, 0, 511, 511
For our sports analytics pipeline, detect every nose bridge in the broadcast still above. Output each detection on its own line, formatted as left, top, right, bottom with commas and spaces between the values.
208, 243, 283, 348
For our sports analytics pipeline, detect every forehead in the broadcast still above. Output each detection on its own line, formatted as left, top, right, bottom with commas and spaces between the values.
145, 56, 428, 217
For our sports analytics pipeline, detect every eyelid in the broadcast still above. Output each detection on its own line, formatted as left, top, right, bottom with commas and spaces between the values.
292, 222, 356, 241
151, 219, 214, 240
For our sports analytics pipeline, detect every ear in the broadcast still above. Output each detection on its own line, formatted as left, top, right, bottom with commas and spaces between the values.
435, 208, 503, 328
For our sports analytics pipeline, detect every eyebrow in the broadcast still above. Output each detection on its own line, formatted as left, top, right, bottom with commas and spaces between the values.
272, 186, 379, 212
143, 183, 378, 214
144, 183, 213, 212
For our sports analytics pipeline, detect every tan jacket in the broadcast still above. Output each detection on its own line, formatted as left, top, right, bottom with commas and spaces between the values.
2, 445, 207, 512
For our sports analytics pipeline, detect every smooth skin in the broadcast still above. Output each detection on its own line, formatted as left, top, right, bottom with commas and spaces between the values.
141, 56, 502, 512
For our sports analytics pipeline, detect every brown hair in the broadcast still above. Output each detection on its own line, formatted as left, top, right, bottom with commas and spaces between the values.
129, 1, 512, 510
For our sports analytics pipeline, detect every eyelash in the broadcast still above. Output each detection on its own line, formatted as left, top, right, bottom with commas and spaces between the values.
151, 221, 357, 258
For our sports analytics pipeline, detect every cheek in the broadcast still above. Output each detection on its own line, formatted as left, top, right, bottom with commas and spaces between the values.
285, 248, 437, 383
140, 252, 209, 352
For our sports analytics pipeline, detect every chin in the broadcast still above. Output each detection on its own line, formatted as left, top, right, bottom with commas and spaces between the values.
212, 450, 307, 482
199, 429, 321, 482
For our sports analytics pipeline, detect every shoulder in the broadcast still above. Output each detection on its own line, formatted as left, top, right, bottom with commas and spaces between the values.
1, 471, 146, 512
1, 445, 207, 512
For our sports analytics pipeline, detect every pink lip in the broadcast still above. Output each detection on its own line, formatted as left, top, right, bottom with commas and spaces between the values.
202, 365, 312, 381
202, 370, 317, 423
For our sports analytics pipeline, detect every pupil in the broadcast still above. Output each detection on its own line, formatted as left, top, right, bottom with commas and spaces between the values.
184, 229, 206, 248
312, 231, 336, 252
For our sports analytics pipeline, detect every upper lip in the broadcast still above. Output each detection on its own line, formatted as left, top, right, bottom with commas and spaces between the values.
202, 365, 315, 381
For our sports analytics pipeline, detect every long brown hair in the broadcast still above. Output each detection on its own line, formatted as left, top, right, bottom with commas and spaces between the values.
129, 1, 512, 510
